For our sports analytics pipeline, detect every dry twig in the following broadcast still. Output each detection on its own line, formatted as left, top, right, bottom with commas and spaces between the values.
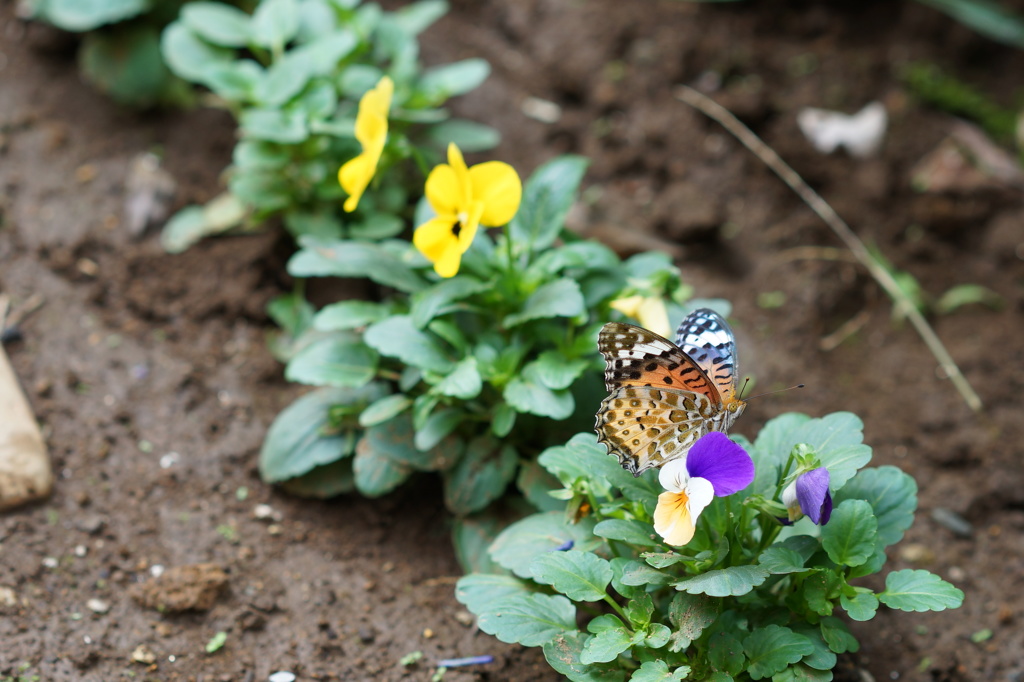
676, 85, 982, 412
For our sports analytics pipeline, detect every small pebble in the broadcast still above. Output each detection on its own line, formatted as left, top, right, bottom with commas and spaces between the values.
932, 508, 974, 538
75, 515, 105, 534
74, 545, 88, 557
267, 524, 282, 536
0, 586, 17, 606
268, 673, 296, 682
130, 644, 156, 664
159, 452, 180, 469
454, 611, 474, 627
253, 504, 281, 521
42, 557, 58, 569
150, 564, 165, 578
423, 628, 434, 639
87, 598, 110, 614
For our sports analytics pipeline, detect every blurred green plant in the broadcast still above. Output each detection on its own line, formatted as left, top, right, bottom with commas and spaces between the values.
456, 417, 963, 680
22, 0, 204, 106
159, 0, 498, 251
902, 62, 1020, 143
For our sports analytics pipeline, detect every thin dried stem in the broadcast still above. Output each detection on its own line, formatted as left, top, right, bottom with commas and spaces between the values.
675, 85, 982, 413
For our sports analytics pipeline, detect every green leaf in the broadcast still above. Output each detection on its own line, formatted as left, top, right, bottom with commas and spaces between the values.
279, 458, 355, 498
181, 3, 251, 47
834, 466, 916, 549
708, 632, 745, 677
410, 276, 489, 328
203, 60, 264, 102
478, 593, 576, 646
443, 436, 516, 515
820, 499, 878, 567
625, 592, 654, 628
364, 315, 453, 373
674, 566, 769, 597
935, 283, 1003, 314
492, 402, 517, 438
240, 108, 308, 143
517, 460, 563, 512
644, 623, 672, 649
503, 376, 574, 420
803, 572, 840, 616
489, 512, 601, 579
743, 626, 815, 680
523, 351, 591, 390
314, 301, 389, 331
452, 516, 505, 574
543, 631, 628, 682
790, 627, 836, 671
418, 58, 490, 103
414, 407, 463, 451
758, 546, 808, 575
916, 0, 1024, 49
161, 22, 234, 84
510, 155, 589, 252
80, 26, 172, 107
879, 569, 965, 612
260, 385, 383, 482
668, 592, 718, 652
289, 238, 427, 293
392, 0, 448, 35
770, 663, 834, 682
161, 206, 209, 254
819, 617, 859, 654
594, 519, 661, 548
631, 660, 689, 682
538, 432, 637, 495
794, 413, 872, 490
436, 357, 483, 399
349, 213, 404, 240
352, 442, 412, 496
530, 550, 613, 602
504, 278, 586, 327
616, 561, 673, 587
426, 119, 500, 152
251, 0, 299, 50
353, 415, 461, 496
37, 0, 147, 31
284, 334, 378, 388
359, 394, 412, 427
840, 591, 879, 621
455, 573, 531, 615
580, 625, 633, 664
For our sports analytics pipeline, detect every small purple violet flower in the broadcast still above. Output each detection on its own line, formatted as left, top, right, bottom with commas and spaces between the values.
782, 467, 833, 525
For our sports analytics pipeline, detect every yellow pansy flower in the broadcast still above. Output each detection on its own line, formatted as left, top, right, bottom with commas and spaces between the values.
413, 143, 522, 278
339, 76, 393, 212
609, 295, 671, 338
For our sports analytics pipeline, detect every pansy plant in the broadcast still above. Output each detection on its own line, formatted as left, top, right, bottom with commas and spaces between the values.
457, 413, 964, 681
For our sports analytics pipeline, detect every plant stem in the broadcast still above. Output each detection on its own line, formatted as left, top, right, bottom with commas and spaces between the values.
675, 85, 983, 413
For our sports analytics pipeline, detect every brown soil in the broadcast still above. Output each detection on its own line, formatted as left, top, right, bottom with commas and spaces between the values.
2, 0, 1023, 680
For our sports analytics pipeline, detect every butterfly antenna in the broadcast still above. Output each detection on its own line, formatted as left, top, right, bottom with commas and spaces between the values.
744, 384, 805, 401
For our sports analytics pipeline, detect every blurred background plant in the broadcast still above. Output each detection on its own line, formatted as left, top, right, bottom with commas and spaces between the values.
157, 0, 497, 251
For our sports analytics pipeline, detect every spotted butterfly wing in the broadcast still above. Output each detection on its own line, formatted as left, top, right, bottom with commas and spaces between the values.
595, 309, 746, 477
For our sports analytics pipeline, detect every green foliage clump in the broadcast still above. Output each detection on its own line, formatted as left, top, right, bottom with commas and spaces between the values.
457, 415, 963, 681
258, 157, 709, 515
159, 0, 497, 251
903, 61, 1019, 142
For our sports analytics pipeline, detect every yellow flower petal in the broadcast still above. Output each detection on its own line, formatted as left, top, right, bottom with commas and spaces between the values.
413, 216, 471, 278
425, 164, 462, 217
609, 295, 643, 319
447, 143, 472, 208
469, 161, 522, 226
654, 491, 696, 546
339, 153, 375, 212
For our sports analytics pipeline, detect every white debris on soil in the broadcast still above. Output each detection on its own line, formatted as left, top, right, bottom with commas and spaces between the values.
159, 452, 180, 469
521, 96, 562, 124
253, 503, 282, 522
123, 152, 177, 237
130, 644, 156, 664
42, 557, 58, 569
796, 101, 887, 158
86, 598, 110, 614
269, 672, 297, 682
74, 544, 87, 557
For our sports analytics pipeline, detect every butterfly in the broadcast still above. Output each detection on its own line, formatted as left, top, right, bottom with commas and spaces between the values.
595, 308, 746, 477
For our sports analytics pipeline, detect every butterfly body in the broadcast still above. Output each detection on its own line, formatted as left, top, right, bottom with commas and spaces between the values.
595, 309, 745, 477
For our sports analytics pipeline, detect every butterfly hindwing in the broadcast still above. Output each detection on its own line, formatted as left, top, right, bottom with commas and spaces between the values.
674, 309, 741, 405
596, 385, 716, 476
598, 322, 720, 401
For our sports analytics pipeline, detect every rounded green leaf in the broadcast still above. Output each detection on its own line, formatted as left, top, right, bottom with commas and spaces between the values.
820, 499, 878, 567
251, 0, 299, 49
364, 315, 453, 373
529, 550, 613, 602
284, 334, 378, 388
314, 301, 389, 331
503, 377, 574, 420
455, 573, 533, 616
674, 565, 769, 597
579, 625, 633, 664
834, 465, 917, 549
38, 0, 146, 31
443, 437, 516, 515
840, 591, 879, 621
879, 569, 965, 612
161, 22, 234, 84
181, 3, 252, 47
478, 593, 576, 646
489, 512, 602, 579
742, 625, 814, 680
504, 278, 585, 327
358, 394, 412, 427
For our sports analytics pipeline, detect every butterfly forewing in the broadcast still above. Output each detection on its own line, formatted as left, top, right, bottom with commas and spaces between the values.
674, 309, 741, 405
598, 322, 720, 401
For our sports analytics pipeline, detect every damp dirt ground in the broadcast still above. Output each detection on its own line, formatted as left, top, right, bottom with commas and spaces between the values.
1, 1, 1023, 680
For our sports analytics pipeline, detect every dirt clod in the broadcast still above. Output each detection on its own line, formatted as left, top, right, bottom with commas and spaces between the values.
131, 563, 228, 613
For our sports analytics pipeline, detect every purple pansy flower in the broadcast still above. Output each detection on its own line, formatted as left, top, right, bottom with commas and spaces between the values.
782, 467, 833, 525
653, 432, 755, 546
